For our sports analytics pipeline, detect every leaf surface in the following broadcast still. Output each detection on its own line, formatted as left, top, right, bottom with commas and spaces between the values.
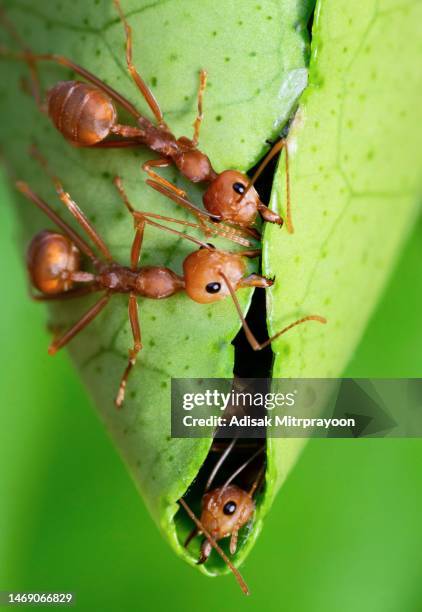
264, 0, 422, 497
0, 0, 312, 573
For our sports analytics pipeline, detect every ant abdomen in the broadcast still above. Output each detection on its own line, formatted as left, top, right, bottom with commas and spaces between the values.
203, 170, 260, 226
135, 266, 185, 299
47, 81, 117, 146
27, 230, 80, 294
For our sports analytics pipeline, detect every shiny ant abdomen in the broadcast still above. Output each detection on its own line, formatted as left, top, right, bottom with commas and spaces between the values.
0, 1, 292, 236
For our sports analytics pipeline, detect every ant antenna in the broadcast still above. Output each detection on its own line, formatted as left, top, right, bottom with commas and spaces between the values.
178, 498, 250, 596
218, 446, 265, 498
192, 69, 208, 147
240, 139, 293, 233
204, 437, 237, 492
0, 7, 28, 51
146, 179, 221, 222
0, 148, 18, 182
219, 271, 326, 351
29, 145, 113, 262
248, 463, 266, 498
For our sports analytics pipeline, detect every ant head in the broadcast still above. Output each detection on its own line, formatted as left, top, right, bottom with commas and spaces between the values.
183, 247, 247, 304
198, 484, 255, 562
27, 230, 80, 294
174, 140, 217, 183
203, 170, 261, 226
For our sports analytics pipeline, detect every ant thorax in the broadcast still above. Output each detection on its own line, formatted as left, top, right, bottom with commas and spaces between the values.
97, 265, 184, 299
173, 143, 217, 184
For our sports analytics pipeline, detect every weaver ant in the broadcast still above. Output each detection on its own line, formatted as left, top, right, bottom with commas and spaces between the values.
0, 0, 292, 239
179, 437, 266, 595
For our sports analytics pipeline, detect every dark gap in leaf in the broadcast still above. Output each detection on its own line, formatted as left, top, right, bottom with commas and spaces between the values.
233, 288, 272, 378
173, 134, 287, 567
232, 140, 281, 380
307, 4, 316, 40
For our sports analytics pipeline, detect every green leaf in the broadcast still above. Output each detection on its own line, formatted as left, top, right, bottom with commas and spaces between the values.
0, 0, 312, 575
264, 0, 422, 497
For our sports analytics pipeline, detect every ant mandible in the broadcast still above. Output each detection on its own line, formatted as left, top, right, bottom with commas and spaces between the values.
17, 148, 324, 407
0, 1, 293, 237
179, 439, 266, 595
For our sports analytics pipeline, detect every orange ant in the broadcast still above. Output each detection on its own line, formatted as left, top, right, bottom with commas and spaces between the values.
0, 1, 293, 238
179, 438, 266, 595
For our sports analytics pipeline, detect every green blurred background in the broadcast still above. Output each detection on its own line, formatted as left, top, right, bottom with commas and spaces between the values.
1, 172, 421, 610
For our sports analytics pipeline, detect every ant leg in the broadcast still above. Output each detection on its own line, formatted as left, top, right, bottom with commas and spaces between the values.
248, 463, 266, 498
146, 178, 219, 222
129, 209, 254, 248
109, 124, 145, 140
0, 48, 142, 120
48, 293, 111, 355
108, 198, 145, 408
205, 438, 237, 492
143, 162, 255, 244
178, 498, 249, 596
143, 162, 254, 249
30, 146, 113, 262
184, 527, 199, 548
16, 181, 101, 266
88, 138, 142, 149
135, 211, 207, 231
220, 272, 327, 351
237, 249, 261, 259
0, 8, 45, 112
192, 70, 207, 147
229, 461, 266, 555
115, 294, 142, 409
142, 159, 186, 197
229, 530, 239, 555
113, 0, 165, 126
30, 285, 99, 301
115, 176, 252, 247
145, 173, 221, 237
130, 221, 145, 269
115, 177, 212, 248
144, 210, 254, 247
113, 176, 148, 268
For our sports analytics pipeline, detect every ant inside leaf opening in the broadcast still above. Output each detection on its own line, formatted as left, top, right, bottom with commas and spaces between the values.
176, 437, 266, 573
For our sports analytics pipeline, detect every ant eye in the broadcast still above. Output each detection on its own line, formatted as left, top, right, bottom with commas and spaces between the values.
233, 182, 246, 195
205, 282, 221, 294
223, 501, 237, 515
